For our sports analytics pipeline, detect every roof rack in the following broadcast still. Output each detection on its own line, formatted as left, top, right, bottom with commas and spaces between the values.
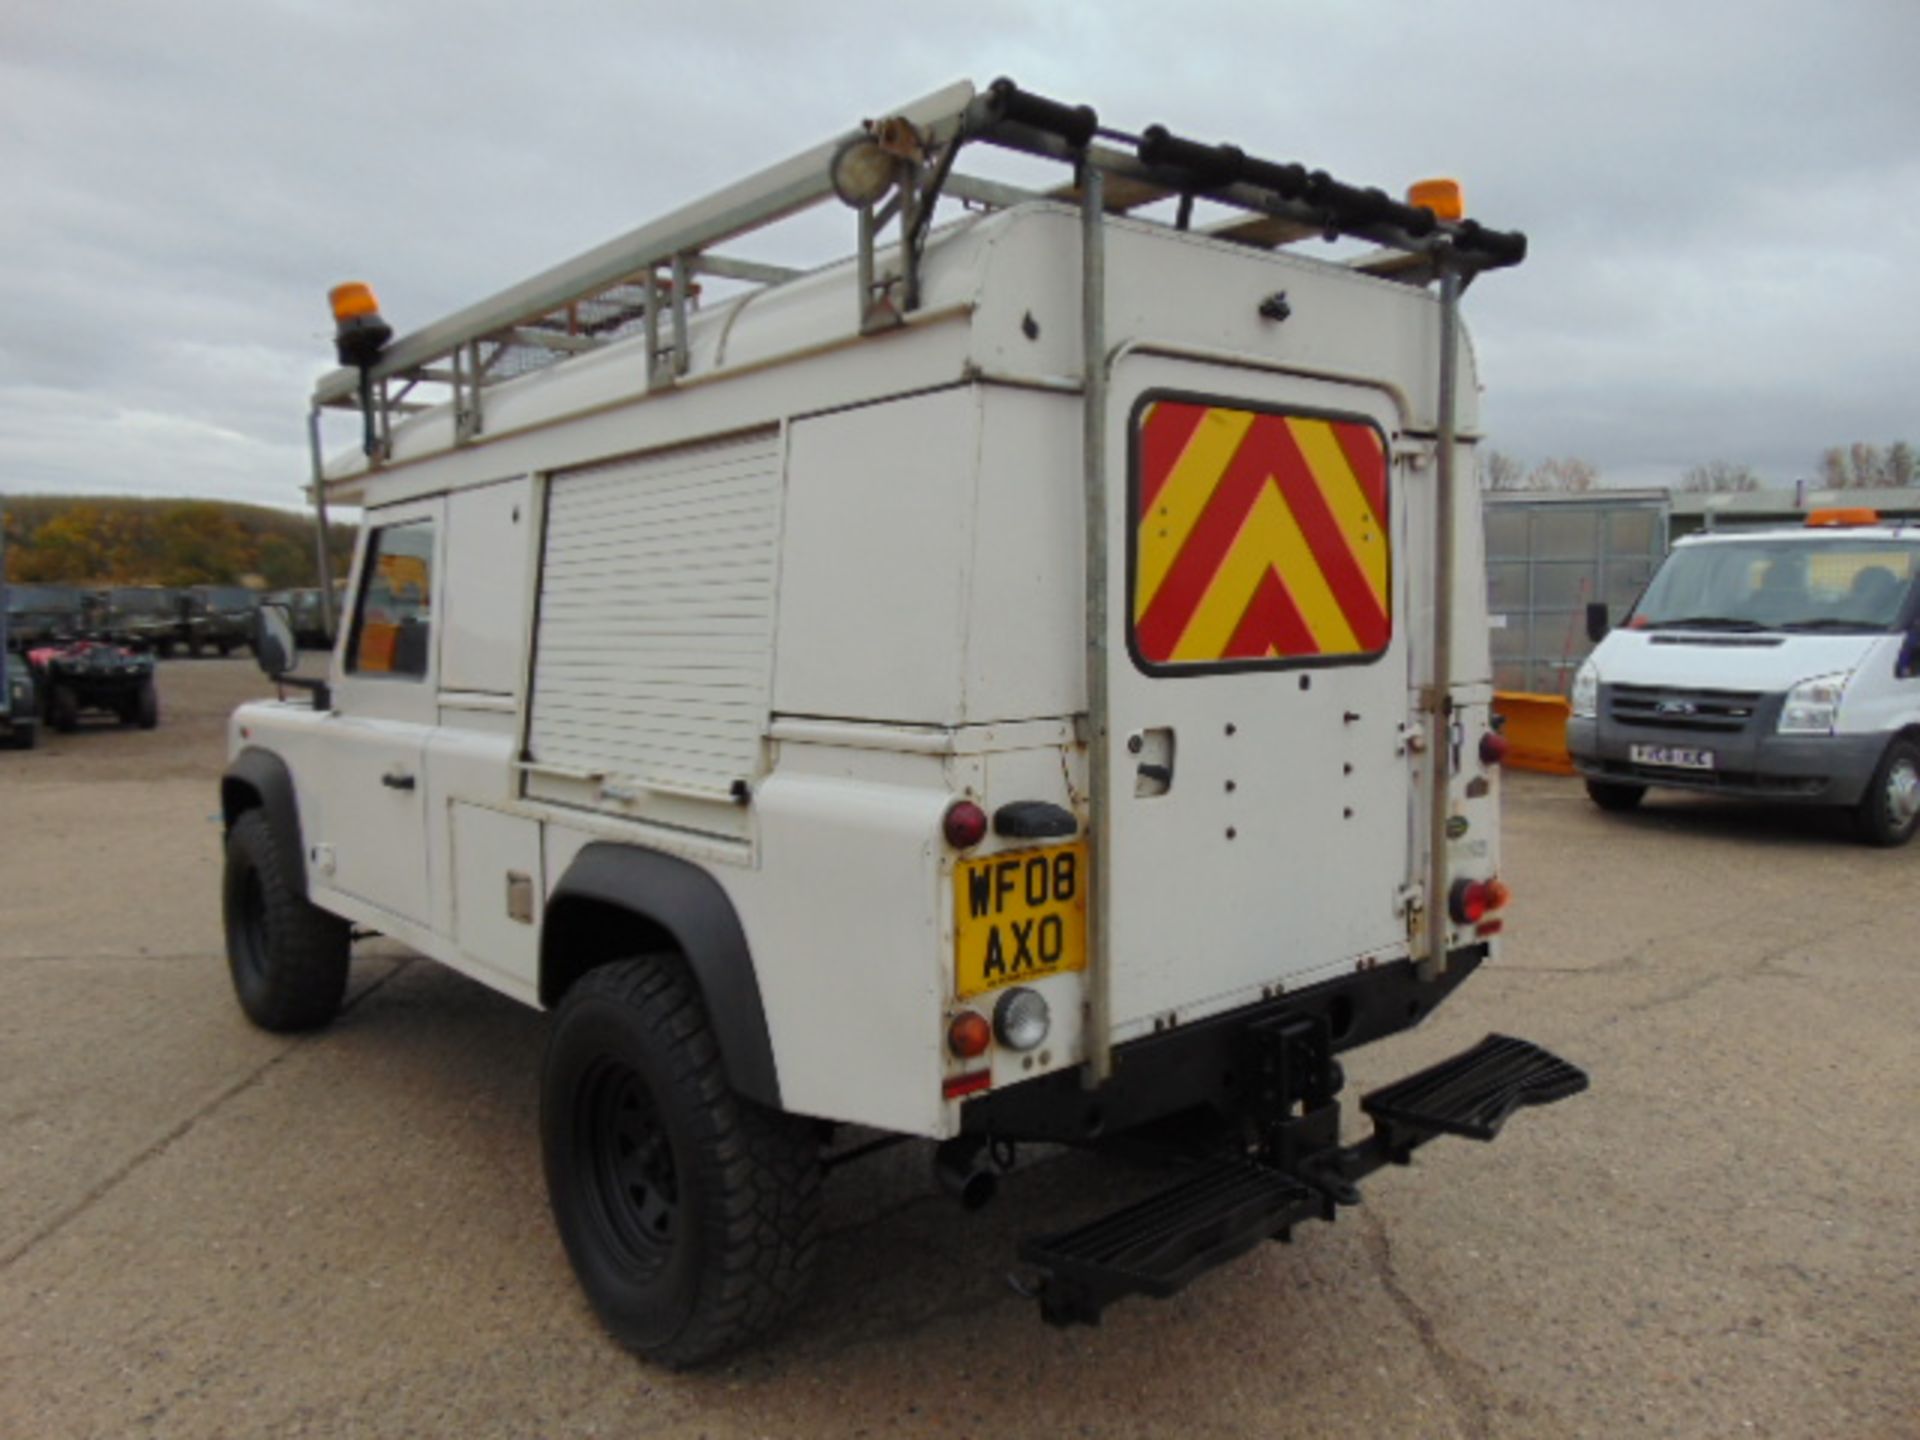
310, 77, 1526, 462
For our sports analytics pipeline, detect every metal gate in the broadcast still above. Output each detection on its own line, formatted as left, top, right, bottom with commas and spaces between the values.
1484, 490, 1668, 695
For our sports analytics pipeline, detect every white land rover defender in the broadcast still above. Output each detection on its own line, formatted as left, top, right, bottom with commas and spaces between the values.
224, 81, 1584, 1364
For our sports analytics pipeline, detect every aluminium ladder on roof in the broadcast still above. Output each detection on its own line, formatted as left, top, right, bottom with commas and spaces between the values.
308, 78, 1524, 471
307, 78, 1529, 1080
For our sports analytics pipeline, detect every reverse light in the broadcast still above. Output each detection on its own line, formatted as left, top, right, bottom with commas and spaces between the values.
943, 799, 989, 849
1449, 876, 1512, 926
1407, 177, 1464, 223
993, 987, 1051, 1052
947, 1010, 992, 1059
1779, 673, 1849, 735
1570, 660, 1599, 720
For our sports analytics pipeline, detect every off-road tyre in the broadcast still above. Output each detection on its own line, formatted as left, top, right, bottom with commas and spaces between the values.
135, 679, 159, 730
542, 957, 821, 1368
1585, 779, 1646, 813
48, 684, 79, 733
1854, 737, 1920, 847
222, 809, 350, 1031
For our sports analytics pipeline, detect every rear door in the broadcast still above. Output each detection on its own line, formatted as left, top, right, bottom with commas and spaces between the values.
1105, 358, 1414, 1040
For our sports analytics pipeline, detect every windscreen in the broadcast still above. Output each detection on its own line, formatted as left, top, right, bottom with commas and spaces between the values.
1631, 537, 1920, 632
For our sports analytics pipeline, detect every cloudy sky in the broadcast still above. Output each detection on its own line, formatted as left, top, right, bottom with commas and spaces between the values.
2, 0, 1914, 511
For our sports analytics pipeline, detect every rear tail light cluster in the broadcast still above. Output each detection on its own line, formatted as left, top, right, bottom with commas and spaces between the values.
945, 987, 1054, 1101
1449, 875, 1512, 926
1479, 731, 1510, 766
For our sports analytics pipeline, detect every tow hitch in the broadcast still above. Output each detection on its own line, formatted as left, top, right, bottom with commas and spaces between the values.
1017, 1030, 1586, 1326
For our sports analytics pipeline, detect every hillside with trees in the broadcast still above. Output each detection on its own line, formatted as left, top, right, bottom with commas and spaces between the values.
1, 496, 354, 589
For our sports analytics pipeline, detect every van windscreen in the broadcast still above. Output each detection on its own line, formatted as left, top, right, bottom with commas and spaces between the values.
1631, 539, 1920, 633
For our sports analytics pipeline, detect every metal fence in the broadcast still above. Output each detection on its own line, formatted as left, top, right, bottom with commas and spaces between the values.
1485, 491, 1668, 695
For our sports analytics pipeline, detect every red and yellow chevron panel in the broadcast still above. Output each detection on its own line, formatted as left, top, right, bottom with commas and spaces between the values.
1132, 399, 1390, 668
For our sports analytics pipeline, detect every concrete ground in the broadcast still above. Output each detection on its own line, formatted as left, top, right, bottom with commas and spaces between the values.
1, 659, 1914, 1439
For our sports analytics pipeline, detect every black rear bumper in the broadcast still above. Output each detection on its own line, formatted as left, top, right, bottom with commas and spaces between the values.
962, 946, 1487, 1146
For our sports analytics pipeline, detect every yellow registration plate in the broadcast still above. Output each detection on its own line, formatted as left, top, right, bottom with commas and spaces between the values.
953, 842, 1088, 999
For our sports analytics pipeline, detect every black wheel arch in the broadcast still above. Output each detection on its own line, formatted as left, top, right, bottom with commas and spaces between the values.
221, 747, 310, 901
542, 843, 780, 1109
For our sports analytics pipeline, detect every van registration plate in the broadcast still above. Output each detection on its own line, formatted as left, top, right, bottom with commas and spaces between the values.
953, 843, 1088, 999
1629, 743, 1715, 771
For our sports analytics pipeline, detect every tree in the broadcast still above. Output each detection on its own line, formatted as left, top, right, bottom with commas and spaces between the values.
1680, 460, 1761, 493
1527, 456, 1599, 492
1819, 442, 1918, 489
1480, 449, 1528, 491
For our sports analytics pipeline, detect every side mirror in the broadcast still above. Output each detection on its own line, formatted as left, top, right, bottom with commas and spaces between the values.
254, 604, 296, 678
1585, 601, 1611, 644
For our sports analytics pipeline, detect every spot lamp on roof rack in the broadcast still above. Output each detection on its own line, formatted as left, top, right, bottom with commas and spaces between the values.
830, 136, 898, 208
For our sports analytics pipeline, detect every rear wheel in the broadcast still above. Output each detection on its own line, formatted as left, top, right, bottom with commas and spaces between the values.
135, 679, 159, 729
1854, 737, 1920, 847
8, 720, 34, 750
1584, 779, 1646, 812
542, 958, 820, 1367
222, 809, 350, 1030
48, 684, 78, 733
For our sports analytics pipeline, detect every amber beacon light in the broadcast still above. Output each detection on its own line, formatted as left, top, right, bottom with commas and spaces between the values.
328, 281, 393, 457
1407, 177, 1465, 223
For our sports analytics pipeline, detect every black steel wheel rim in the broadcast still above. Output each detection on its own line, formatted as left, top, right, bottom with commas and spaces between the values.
576, 1056, 678, 1277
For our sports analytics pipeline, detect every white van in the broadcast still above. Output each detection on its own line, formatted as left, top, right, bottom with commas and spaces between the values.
223, 80, 1586, 1364
1568, 511, 1920, 844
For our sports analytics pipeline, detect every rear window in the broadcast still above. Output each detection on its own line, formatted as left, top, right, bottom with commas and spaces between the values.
1129, 395, 1390, 673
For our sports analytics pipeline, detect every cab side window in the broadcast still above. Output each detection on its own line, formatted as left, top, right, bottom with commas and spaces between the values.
348, 521, 435, 678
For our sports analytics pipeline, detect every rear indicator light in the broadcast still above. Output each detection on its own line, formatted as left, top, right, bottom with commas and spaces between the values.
947, 1010, 992, 1058
943, 799, 988, 850
942, 1070, 992, 1101
1449, 876, 1512, 925
1479, 731, 1510, 766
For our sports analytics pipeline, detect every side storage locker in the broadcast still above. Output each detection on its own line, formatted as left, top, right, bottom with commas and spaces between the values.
522, 429, 784, 840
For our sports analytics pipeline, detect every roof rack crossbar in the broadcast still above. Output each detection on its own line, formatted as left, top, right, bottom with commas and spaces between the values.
311, 77, 1526, 468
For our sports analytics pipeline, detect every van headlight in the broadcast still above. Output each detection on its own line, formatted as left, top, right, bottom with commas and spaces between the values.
1778, 673, 1849, 735
1570, 660, 1599, 719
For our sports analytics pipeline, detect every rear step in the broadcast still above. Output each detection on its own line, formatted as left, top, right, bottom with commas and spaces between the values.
1361, 1033, 1588, 1143
1017, 1034, 1585, 1326
1018, 1159, 1319, 1327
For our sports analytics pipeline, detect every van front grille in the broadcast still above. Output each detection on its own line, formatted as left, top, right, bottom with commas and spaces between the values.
1607, 685, 1763, 734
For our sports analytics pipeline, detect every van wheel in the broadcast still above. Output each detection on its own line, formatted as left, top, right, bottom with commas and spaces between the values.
48, 685, 79, 733
1854, 738, 1920, 847
541, 958, 820, 1367
1584, 779, 1646, 812
222, 810, 350, 1030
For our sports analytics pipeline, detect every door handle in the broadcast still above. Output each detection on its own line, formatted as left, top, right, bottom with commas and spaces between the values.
381, 770, 416, 791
